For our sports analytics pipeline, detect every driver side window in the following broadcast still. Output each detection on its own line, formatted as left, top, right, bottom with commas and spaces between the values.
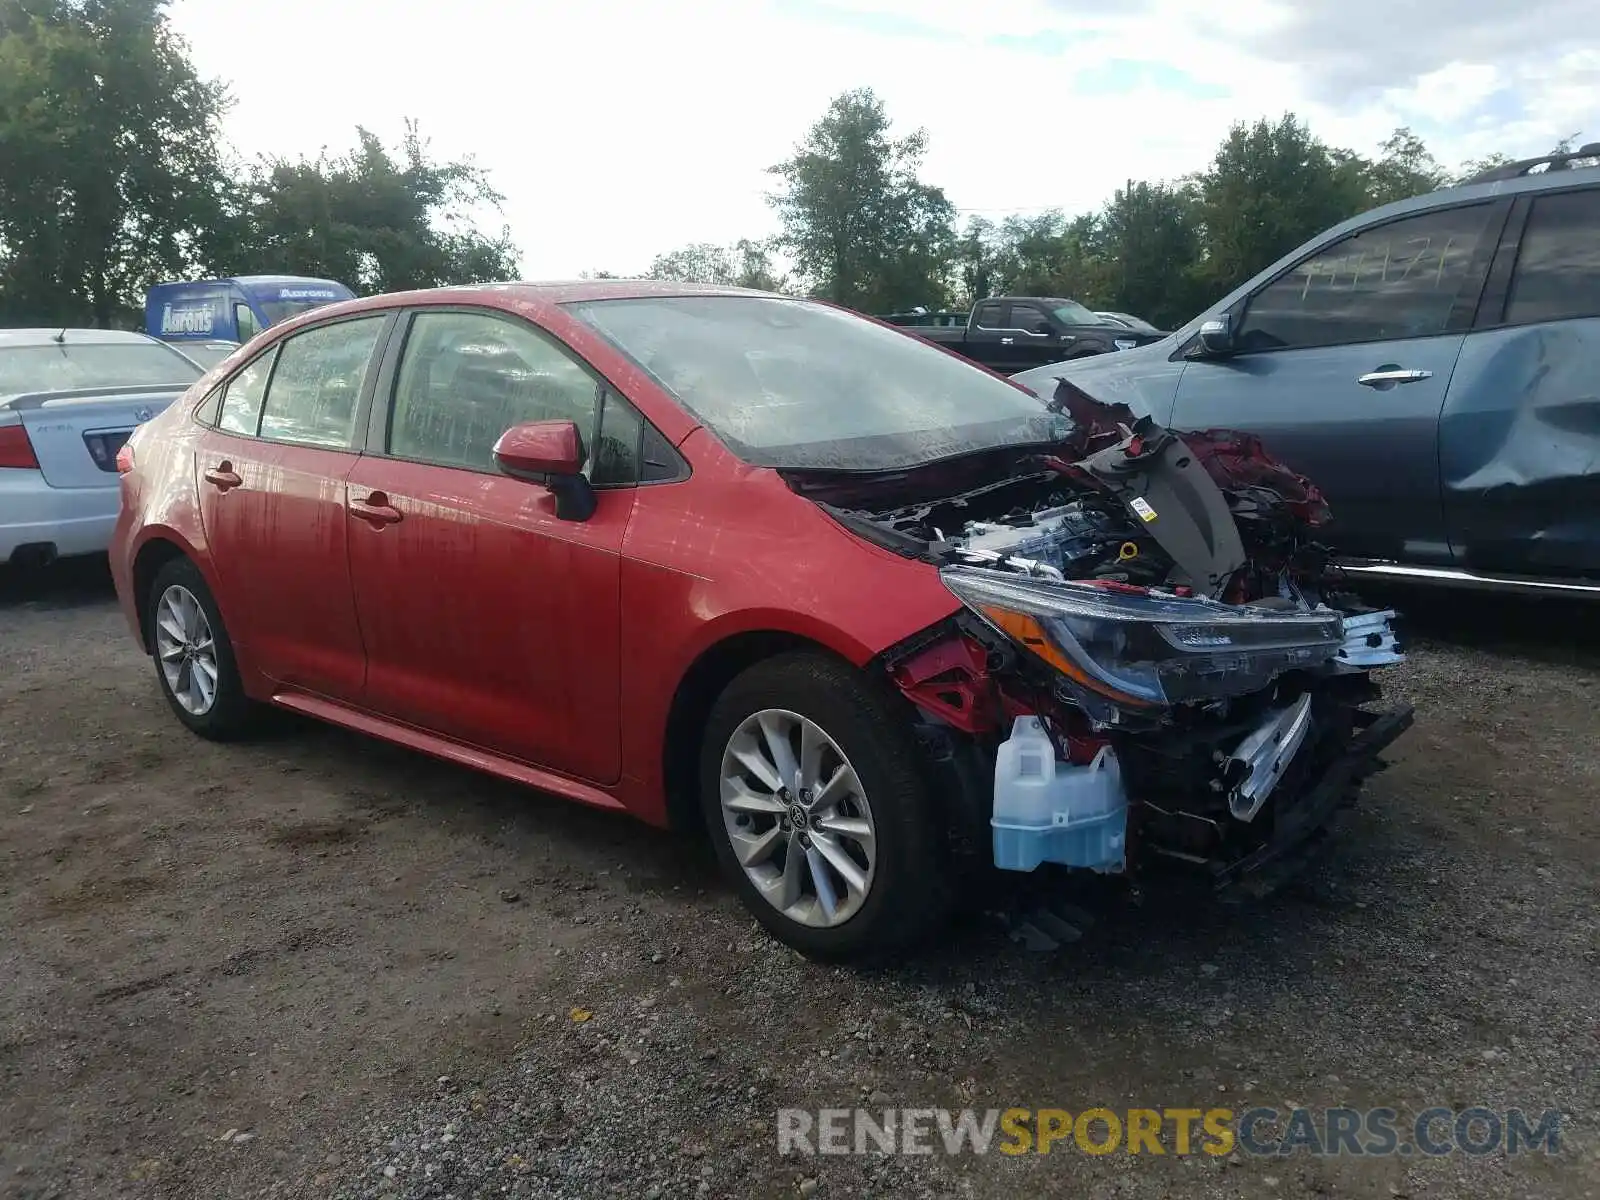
1012, 305, 1050, 334
388, 310, 600, 473
1235, 202, 1496, 352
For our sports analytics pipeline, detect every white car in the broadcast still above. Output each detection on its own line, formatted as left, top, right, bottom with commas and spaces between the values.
0, 329, 205, 566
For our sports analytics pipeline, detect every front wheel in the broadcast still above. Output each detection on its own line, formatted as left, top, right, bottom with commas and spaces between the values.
699, 652, 950, 961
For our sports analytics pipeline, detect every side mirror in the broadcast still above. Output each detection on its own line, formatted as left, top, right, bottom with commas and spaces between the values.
492, 419, 596, 521
1193, 317, 1235, 358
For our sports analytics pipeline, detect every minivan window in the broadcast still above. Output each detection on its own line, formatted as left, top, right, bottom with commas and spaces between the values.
1504, 189, 1600, 326
1236, 203, 1496, 352
257, 317, 384, 449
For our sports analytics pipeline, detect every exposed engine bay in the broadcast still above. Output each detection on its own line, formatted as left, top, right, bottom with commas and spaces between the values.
788, 381, 1414, 897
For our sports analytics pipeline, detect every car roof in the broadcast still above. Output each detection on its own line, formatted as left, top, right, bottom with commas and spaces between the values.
275, 279, 790, 324
1330, 160, 1600, 235
0, 328, 164, 348
468, 279, 779, 304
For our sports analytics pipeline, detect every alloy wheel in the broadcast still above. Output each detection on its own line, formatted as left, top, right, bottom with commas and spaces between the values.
718, 708, 877, 928
153, 584, 219, 716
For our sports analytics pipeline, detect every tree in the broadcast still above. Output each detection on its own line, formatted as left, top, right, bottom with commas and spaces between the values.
0, 0, 230, 326
952, 215, 999, 306
1095, 181, 1202, 328
1190, 113, 1370, 301
647, 238, 786, 290
767, 88, 955, 311
216, 121, 519, 293
731, 238, 786, 291
647, 241, 735, 284
1365, 127, 1451, 207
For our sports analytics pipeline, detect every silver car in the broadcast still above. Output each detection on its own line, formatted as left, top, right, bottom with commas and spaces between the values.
0, 329, 205, 566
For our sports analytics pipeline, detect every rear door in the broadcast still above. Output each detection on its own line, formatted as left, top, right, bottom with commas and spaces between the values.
343, 306, 635, 784
1440, 184, 1600, 577
962, 300, 1012, 368
194, 313, 392, 700
1168, 199, 1507, 564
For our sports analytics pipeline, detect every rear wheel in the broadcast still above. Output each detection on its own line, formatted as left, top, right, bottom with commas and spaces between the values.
146, 557, 254, 739
699, 651, 950, 961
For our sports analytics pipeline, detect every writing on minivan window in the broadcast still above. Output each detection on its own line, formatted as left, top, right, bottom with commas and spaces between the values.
1293, 236, 1468, 298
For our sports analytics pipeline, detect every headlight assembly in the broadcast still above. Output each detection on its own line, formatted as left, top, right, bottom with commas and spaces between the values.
941, 565, 1343, 708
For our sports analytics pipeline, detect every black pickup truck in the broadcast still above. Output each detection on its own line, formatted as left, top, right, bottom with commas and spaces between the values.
881, 296, 1164, 372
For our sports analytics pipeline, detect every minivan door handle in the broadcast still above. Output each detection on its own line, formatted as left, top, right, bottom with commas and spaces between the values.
1357, 368, 1433, 388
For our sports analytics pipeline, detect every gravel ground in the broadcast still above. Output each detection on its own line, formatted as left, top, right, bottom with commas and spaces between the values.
1, 560, 1596, 1200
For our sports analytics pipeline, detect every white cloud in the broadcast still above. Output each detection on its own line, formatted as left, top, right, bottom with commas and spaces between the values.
168, 0, 1595, 280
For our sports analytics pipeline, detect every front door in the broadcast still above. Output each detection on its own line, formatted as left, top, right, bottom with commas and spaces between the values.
195, 314, 389, 699
1169, 200, 1504, 564
344, 308, 633, 784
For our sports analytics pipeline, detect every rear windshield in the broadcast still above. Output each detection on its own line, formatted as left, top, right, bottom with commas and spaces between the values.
0, 342, 203, 396
567, 295, 1068, 471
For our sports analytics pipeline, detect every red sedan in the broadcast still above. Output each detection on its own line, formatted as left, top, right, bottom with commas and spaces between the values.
110, 281, 1410, 960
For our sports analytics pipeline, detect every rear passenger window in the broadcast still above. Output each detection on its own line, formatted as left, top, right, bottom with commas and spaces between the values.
388, 310, 599, 472
217, 349, 275, 436
973, 302, 1005, 329
1505, 190, 1600, 325
258, 317, 384, 449
1237, 203, 1496, 351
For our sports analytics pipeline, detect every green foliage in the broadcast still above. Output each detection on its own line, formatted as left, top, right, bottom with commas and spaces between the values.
646, 237, 787, 290
0, 2, 517, 326
0, 0, 230, 326
766, 88, 956, 311
213, 121, 518, 294
939, 114, 1537, 327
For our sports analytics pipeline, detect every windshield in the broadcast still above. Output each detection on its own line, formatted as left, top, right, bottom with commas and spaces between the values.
173, 342, 239, 368
569, 296, 1069, 471
1052, 300, 1104, 326
258, 298, 341, 325
0, 341, 203, 396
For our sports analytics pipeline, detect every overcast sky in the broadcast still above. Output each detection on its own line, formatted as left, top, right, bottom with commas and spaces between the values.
167, 0, 1597, 279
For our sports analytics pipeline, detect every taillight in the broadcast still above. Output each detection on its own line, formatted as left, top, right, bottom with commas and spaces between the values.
0, 416, 39, 469
115, 442, 136, 473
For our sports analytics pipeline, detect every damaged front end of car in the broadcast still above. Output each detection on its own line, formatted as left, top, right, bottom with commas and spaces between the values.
804, 381, 1414, 899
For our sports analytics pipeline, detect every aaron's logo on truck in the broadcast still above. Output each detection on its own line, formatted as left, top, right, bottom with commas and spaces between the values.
159, 304, 215, 335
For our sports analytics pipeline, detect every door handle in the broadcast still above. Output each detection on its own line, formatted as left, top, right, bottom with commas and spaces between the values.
1000, 337, 1015, 345
347, 492, 403, 526
1357, 368, 1433, 388
203, 463, 242, 491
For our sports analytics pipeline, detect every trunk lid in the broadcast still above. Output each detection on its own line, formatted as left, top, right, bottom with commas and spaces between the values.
6, 385, 189, 488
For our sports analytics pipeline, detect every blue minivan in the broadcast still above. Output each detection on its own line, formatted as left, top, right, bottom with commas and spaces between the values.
145, 276, 356, 362
1014, 144, 1600, 596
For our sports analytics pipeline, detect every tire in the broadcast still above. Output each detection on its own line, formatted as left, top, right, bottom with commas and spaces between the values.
145, 557, 255, 740
699, 651, 951, 961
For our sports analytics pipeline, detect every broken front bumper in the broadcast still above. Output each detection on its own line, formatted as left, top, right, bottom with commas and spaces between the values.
1212, 702, 1414, 901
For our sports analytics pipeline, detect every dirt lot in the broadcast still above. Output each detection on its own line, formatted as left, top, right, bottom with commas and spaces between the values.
1, 560, 1596, 1200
